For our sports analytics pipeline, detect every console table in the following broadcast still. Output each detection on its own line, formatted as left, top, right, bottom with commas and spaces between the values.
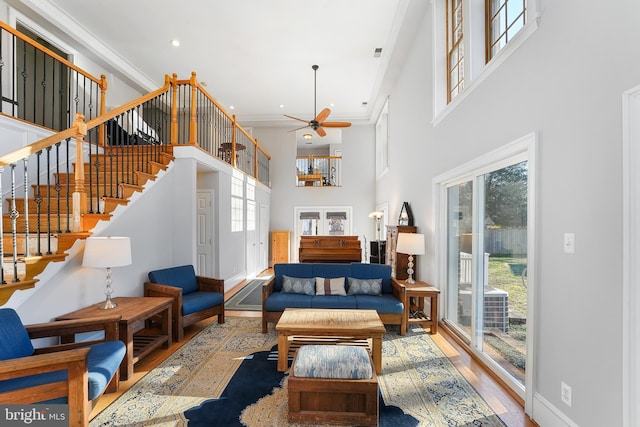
57, 296, 173, 381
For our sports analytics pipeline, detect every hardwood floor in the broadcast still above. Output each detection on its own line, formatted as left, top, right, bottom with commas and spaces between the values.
91, 277, 537, 426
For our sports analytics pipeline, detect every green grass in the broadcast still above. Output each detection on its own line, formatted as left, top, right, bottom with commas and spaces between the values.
487, 256, 528, 317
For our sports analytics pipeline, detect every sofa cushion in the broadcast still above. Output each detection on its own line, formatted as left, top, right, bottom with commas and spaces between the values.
349, 263, 392, 294
293, 345, 372, 380
282, 275, 315, 295
264, 292, 313, 312
354, 294, 404, 315
315, 277, 346, 296
182, 291, 224, 316
310, 295, 357, 309
347, 278, 382, 296
148, 265, 199, 295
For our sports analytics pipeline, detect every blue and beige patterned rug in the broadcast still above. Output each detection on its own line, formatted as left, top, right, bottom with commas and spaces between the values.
90, 317, 506, 426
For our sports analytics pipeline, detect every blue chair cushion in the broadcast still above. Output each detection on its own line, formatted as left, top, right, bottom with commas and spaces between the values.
148, 265, 199, 295
182, 291, 224, 316
0, 340, 125, 402
0, 309, 35, 360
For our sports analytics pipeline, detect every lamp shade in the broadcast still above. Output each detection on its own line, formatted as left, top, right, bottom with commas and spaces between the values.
396, 233, 425, 255
82, 236, 132, 268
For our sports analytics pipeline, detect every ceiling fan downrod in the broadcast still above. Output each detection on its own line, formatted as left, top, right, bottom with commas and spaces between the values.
312, 64, 318, 119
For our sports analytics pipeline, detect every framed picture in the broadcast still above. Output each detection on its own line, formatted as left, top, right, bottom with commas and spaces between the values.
398, 202, 414, 226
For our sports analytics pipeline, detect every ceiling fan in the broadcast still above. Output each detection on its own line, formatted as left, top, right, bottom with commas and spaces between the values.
284, 64, 352, 137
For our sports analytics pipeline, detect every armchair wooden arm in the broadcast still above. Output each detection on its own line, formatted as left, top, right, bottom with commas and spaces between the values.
196, 275, 225, 293
261, 277, 276, 333
0, 348, 90, 405
27, 315, 121, 353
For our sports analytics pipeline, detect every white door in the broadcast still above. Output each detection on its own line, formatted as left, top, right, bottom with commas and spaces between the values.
259, 203, 269, 272
196, 191, 214, 276
246, 200, 257, 279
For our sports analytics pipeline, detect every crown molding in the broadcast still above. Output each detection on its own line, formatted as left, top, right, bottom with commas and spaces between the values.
15, 0, 158, 92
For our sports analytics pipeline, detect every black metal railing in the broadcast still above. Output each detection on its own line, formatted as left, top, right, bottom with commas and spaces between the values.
0, 21, 105, 131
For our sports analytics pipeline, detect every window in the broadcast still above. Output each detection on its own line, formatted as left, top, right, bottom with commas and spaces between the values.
434, 133, 536, 401
486, 0, 526, 60
231, 171, 244, 232
433, 0, 538, 117
447, 0, 464, 102
246, 178, 255, 231
375, 99, 389, 177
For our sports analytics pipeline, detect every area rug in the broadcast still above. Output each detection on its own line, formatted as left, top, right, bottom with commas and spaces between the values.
225, 279, 267, 311
90, 317, 506, 427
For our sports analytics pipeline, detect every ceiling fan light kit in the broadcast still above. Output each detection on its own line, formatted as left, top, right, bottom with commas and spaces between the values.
285, 65, 352, 137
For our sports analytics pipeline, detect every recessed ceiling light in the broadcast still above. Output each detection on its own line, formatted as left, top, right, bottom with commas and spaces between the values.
229, 105, 235, 110
279, 104, 285, 108
201, 81, 208, 87
170, 39, 180, 47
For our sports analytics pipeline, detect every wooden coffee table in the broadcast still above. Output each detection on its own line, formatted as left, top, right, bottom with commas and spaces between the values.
275, 308, 386, 374
57, 296, 173, 381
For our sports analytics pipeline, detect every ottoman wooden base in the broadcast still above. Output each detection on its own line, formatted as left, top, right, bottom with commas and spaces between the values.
288, 346, 379, 426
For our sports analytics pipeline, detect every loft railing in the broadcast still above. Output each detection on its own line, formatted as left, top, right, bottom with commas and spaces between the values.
173, 73, 270, 181
296, 155, 342, 187
0, 21, 106, 130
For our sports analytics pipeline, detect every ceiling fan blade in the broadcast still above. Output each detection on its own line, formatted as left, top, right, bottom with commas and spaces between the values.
283, 114, 309, 123
315, 126, 327, 137
315, 108, 331, 123
321, 121, 352, 128
288, 124, 311, 132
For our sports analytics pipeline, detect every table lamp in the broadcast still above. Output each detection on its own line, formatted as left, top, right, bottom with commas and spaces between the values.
82, 236, 132, 309
395, 232, 425, 284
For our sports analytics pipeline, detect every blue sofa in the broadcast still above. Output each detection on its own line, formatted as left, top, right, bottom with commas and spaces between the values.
262, 263, 407, 335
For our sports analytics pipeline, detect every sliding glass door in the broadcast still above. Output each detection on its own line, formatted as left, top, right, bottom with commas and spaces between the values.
439, 142, 533, 399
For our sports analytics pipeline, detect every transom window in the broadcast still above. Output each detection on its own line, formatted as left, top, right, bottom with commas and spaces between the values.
486, 0, 526, 60
447, 0, 464, 102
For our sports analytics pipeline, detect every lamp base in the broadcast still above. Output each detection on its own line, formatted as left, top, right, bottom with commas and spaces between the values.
99, 296, 118, 310
405, 277, 416, 284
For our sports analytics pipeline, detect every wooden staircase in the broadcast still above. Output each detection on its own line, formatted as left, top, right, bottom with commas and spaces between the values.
0, 145, 174, 305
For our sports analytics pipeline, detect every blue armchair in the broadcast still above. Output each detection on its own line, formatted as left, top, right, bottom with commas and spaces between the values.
0, 308, 126, 427
145, 265, 225, 341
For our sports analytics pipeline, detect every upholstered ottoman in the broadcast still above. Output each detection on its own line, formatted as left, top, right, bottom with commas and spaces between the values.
288, 345, 379, 426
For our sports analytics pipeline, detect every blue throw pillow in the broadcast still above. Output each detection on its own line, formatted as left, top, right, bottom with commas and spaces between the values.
281, 275, 315, 295
347, 277, 382, 296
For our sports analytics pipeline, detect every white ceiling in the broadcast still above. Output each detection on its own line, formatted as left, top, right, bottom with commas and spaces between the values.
7, 0, 423, 141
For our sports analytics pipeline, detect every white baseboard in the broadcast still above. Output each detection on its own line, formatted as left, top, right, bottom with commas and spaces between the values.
532, 393, 578, 427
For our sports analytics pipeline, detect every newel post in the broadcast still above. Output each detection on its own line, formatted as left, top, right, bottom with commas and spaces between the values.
99, 74, 107, 148
72, 113, 88, 232
189, 72, 197, 145
170, 73, 178, 145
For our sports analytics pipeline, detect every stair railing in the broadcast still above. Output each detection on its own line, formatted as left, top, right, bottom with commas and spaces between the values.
0, 72, 271, 304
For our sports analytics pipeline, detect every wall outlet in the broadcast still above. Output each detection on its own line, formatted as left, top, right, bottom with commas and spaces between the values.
561, 381, 572, 407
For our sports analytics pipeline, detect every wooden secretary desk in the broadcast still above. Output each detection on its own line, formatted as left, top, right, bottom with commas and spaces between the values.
385, 225, 417, 280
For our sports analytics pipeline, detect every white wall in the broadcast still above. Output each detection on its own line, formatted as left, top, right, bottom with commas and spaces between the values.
375, 1, 638, 426
253, 125, 378, 261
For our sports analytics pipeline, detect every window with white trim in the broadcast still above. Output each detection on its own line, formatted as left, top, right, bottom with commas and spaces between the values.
231, 171, 244, 232
434, 0, 537, 118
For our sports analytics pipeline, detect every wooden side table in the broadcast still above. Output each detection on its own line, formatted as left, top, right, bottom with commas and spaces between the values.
403, 281, 440, 334
57, 296, 173, 381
